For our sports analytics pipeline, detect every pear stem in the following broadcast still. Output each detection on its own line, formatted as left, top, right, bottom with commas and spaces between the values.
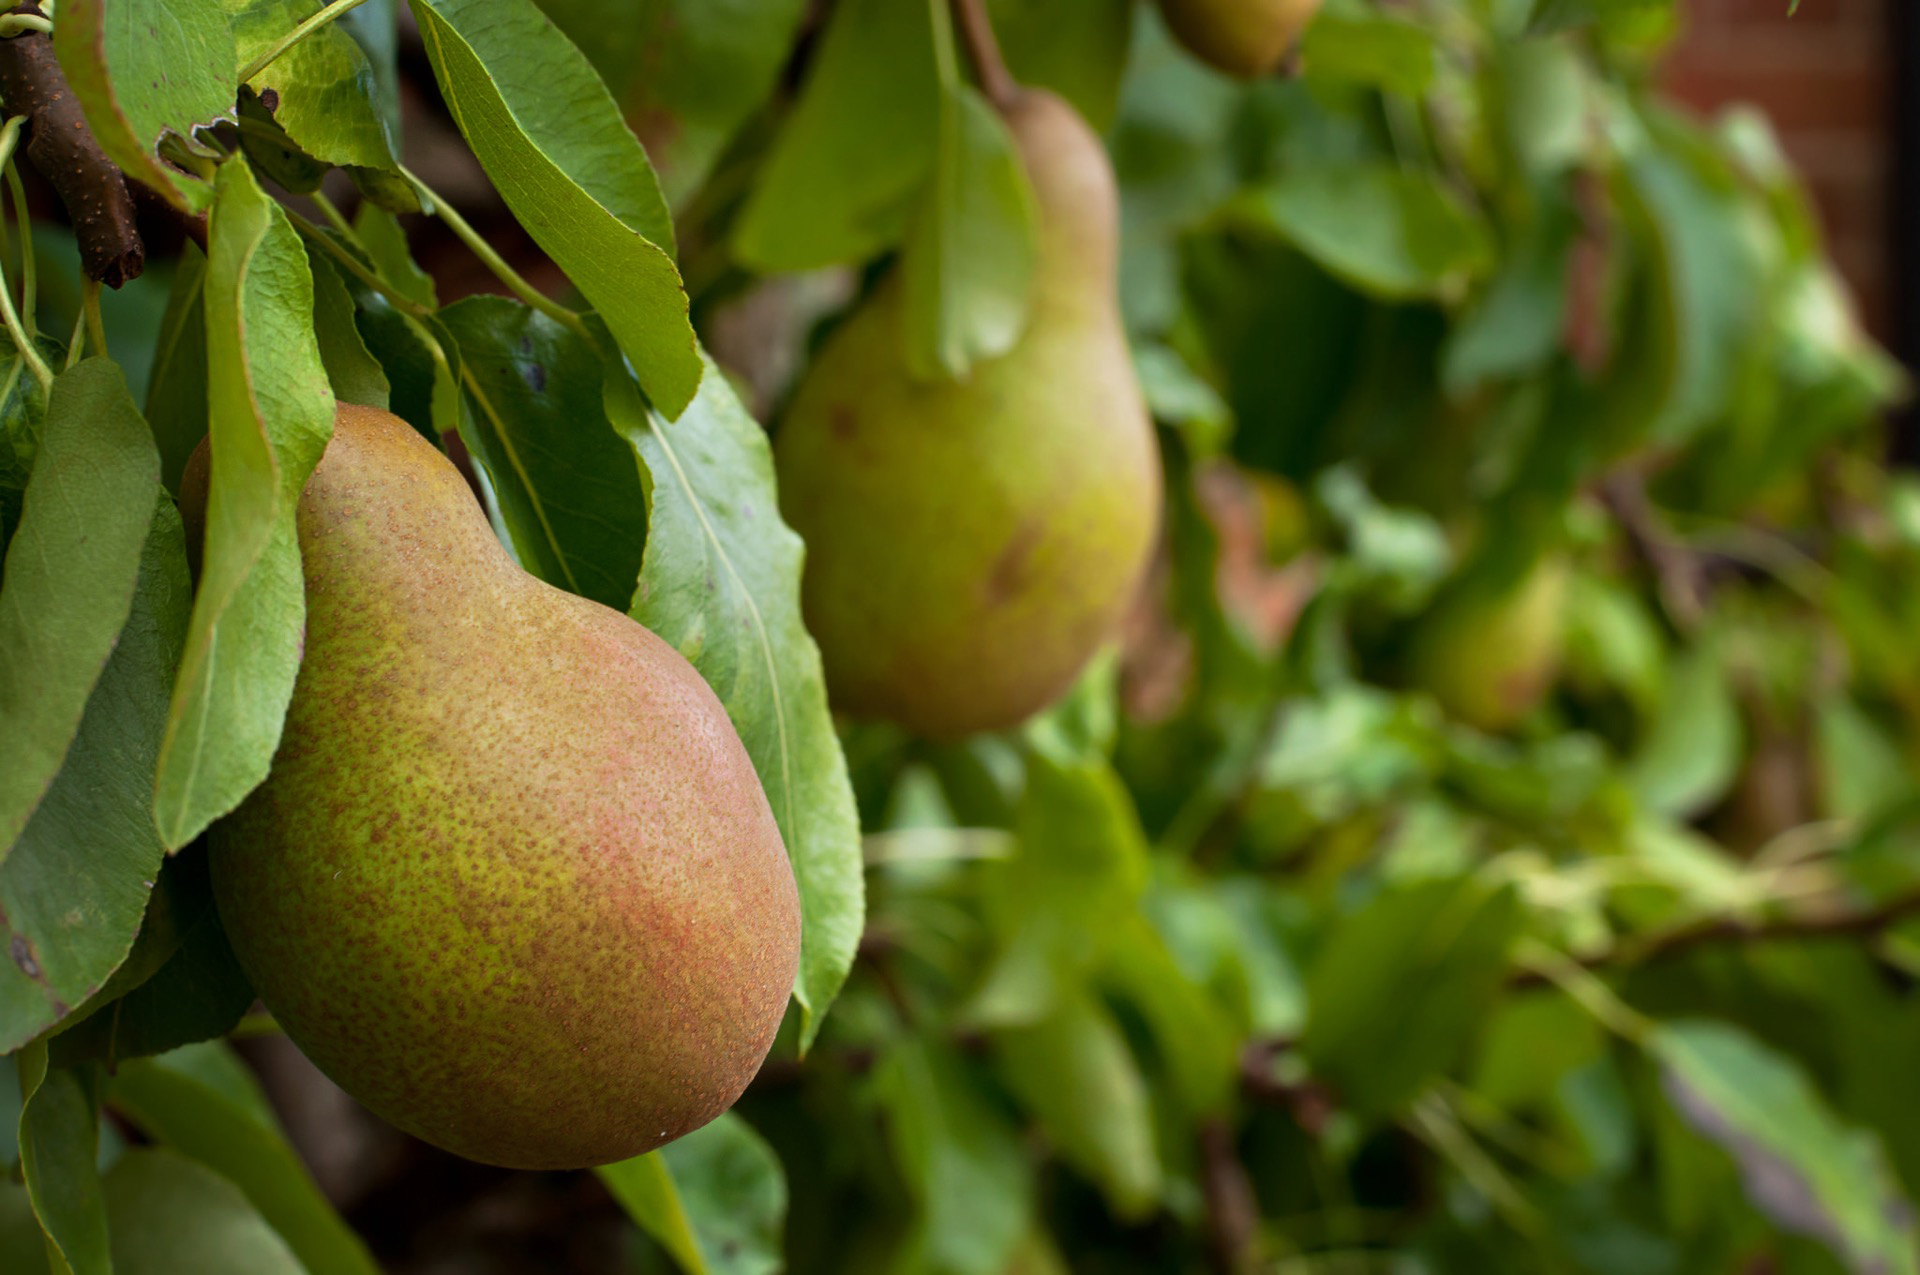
949, 0, 1020, 109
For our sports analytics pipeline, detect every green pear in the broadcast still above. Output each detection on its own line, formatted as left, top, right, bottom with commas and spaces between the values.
184, 405, 800, 1170
774, 90, 1162, 738
1408, 554, 1569, 733
1156, 0, 1319, 78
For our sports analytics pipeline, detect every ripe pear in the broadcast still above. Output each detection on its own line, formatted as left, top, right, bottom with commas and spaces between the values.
1408, 554, 1569, 733
774, 91, 1162, 738
184, 405, 800, 1170
1156, 0, 1320, 78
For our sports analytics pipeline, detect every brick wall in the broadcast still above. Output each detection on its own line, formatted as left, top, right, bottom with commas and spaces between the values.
1660, 0, 1894, 336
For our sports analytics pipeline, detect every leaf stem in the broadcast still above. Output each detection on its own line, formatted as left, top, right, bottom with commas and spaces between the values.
398, 163, 589, 338
82, 278, 105, 359
8, 159, 35, 334
308, 189, 356, 240
238, 0, 373, 84
0, 14, 51, 39
0, 116, 50, 391
1513, 938, 1653, 1043
283, 205, 432, 320
949, 0, 1020, 109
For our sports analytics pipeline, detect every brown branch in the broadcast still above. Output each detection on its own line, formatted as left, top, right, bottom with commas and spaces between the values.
1512, 887, 1920, 989
1601, 469, 1706, 633
0, 3, 143, 286
1198, 1119, 1260, 1275
950, 0, 1020, 110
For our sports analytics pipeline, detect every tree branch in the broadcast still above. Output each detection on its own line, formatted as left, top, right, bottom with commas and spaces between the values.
1198, 1119, 1260, 1275
1512, 887, 1920, 989
0, 3, 143, 286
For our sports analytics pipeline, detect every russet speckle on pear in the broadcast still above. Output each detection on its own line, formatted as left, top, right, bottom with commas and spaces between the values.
185, 405, 800, 1170
774, 90, 1163, 739
1155, 0, 1320, 78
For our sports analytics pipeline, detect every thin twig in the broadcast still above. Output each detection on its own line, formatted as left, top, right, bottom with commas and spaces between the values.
398, 163, 589, 338
1601, 470, 1705, 632
283, 206, 432, 319
82, 278, 105, 360
238, 0, 373, 84
0, 114, 46, 390
949, 0, 1020, 109
1198, 1120, 1260, 1275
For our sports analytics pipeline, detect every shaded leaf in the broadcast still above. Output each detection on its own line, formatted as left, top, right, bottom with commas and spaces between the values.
0, 504, 189, 1052
111, 1042, 379, 1275
606, 352, 863, 1047
0, 359, 160, 859
604, 1113, 789, 1275
991, 0, 1133, 129
901, 84, 1038, 379
732, 0, 940, 271
306, 246, 390, 410
410, 0, 700, 417
50, 847, 254, 1069
153, 157, 334, 849
438, 296, 647, 610
103, 1148, 306, 1275
533, 0, 809, 206
18, 1056, 109, 1275
598, 1153, 707, 1275
874, 1042, 1032, 1275
1236, 164, 1493, 300
1626, 639, 1741, 820
146, 244, 212, 492
1301, 874, 1521, 1117
992, 989, 1161, 1218
1651, 1019, 1919, 1275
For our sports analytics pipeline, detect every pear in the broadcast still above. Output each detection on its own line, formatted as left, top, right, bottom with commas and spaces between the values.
1156, 0, 1319, 78
184, 405, 800, 1170
774, 90, 1162, 738
1408, 554, 1569, 733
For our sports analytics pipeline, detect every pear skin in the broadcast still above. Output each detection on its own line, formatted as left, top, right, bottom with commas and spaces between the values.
190, 405, 800, 1170
774, 91, 1162, 739
1156, 0, 1320, 78
1409, 555, 1569, 733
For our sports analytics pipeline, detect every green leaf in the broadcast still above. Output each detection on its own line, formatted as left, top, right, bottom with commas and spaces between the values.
18, 1059, 110, 1275
732, 0, 940, 271
306, 246, 390, 410
228, 0, 402, 173
967, 750, 1149, 1027
103, 1148, 306, 1275
598, 1154, 707, 1275
110, 1042, 379, 1275
0, 1180, 52, 1275
146, 244, 212, 492
1301, 874, 1521, 1118
49, 847, 254, 1069
438, 296, 647, 611
605, 352, 863, 1048
601, 1114, 786, 1275
409, 0, 701, 418
1650, 1019, 1920, 1275
1101, 912, 1241, 1117
1626, 639, 1741, 820
53, 0, 235, 212
874, 1042, 1032, 1275
1236, 164, 1493, 301
0, 359, 160, 859
153, 157, 335, 850
901, 83, 1038, 379
0, 504, 190, 1053
992, 989, 1162, 1219
1814, 698, 1913, 823
1300, 10, 1438, 96
533, 0, 809, 206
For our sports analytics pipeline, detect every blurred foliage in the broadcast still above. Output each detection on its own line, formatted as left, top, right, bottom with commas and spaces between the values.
5, 0, 1919, 1272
